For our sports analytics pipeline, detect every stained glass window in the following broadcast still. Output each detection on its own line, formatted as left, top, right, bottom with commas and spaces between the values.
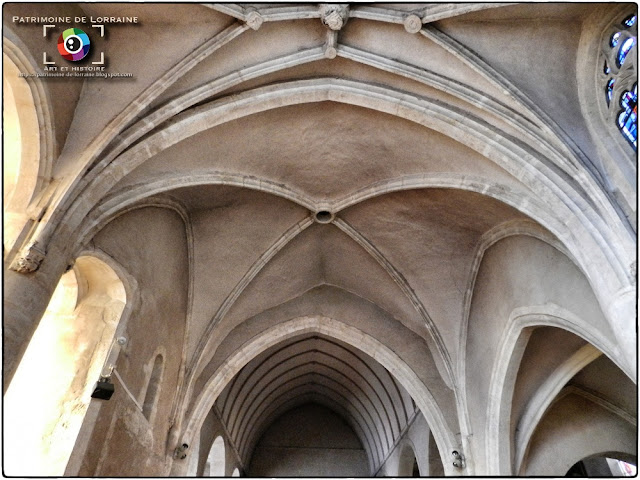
614, 459, 637, 477
617, 83, 637, 149
611, 31, 621, 47
606, 78, 616, 105
601, 13, 637, 150
616, 37, 635, 67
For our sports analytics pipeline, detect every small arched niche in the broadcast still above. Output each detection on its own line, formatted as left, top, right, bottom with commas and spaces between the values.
142, 353, 164, 423
4, 254, 127, 476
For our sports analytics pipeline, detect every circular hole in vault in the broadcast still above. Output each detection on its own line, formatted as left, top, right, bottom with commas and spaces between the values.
315, 210, 334, 223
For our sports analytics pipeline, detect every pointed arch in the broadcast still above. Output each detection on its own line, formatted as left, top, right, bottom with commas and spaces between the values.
29, 79, 634, 382
142, 353, 165, 423
397, 440, 420, 476
2, 43, 53, 253
5, 251, 135, 476
36, 79, 633, 292
179, 316, 459, 476
2, 35, 55, 211
485, 304, 627, 475
205, 436, 226, 477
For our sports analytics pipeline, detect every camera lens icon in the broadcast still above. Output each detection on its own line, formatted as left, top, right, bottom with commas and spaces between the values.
57, 28, 90, 61
65, 36, 82, 53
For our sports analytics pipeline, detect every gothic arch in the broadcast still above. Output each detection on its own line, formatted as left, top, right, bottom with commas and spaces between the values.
10, 74, 631, 390
397, 440, 420, 476
178, 315, 458, 475
35, 78, 633, 296
2, 4, 636, 476
2, 43, 52, 254
521, 387, 636, 476
205, 436, 226, 476
513, 345, 603, 472
6, 251, 134, 476
2, 35, 54, 210
485, 304, 628, 475
577, 4, 637, 218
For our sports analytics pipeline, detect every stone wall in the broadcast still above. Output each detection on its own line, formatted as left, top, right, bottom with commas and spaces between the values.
73, 207, 189, 476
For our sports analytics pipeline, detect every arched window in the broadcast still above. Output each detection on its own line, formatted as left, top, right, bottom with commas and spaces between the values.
601, 12, 637, 150
606, 78, 616, 105
616, 38, 636, 67
610, 31, 621, 47
205, 436, 226, 477
4, 255, 127, 476
623, 14, 637, 28
617, 83, 638, 148
142, 354, 164, 421
611, 458, 638, 476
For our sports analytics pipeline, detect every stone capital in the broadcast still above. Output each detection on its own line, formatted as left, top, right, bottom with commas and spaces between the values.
9, 241, 46, 273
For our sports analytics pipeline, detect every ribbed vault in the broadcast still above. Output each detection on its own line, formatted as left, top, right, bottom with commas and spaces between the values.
2, 3, 636, 477
214, 333, 417, 473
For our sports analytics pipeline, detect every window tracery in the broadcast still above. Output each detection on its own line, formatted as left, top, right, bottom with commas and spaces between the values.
606, 78, 616, 105
623, 14, 637, 28
601, 12, 638, 150
618, 83, 637, 148
616, 37, 635, 68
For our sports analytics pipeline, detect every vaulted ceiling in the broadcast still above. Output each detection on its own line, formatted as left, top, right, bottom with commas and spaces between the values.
215, 333, 416, 470
3, 3, 636, 476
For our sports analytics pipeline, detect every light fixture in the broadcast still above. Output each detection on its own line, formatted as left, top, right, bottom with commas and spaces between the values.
91, 376, 115, 400
452, 450, 466, 469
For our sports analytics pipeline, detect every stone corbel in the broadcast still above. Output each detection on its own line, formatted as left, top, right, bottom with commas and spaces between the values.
319, 4, 349, 31
9, 240, 46, 273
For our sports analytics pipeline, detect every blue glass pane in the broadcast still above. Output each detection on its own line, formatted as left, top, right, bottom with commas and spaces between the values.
620, 85, 636, 109
604, 61, 611, 74
623, 15, 637, 27
616, 37, 635, 67
606, 78, 615, 105
617, 84, 637, 149
611, 31, 621, 47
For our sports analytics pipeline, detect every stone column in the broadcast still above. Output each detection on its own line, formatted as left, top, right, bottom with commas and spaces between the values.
3, 244, 69, 391
604, 284, 637, 382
